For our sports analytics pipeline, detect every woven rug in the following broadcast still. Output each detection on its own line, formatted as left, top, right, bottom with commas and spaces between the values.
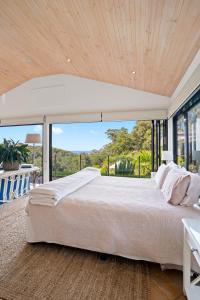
0, 198, 150, 300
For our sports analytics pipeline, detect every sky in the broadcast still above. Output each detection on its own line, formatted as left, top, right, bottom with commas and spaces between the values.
0, 121, 136, 151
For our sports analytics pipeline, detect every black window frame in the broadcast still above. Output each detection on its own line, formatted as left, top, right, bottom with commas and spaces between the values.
151, 119, 168, 172
173, 86, 200, 169
49, 124, 53, 181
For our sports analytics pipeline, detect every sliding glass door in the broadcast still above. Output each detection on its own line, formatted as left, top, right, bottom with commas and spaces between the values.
174, 88, 200, 173
188, 101, 200, 172
176, 114, 186, 167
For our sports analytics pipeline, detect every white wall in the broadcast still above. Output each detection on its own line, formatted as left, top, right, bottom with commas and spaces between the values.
0, 74, 169, 122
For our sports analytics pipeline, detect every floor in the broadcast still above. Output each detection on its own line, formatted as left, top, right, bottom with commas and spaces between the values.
149, 264, 186, 300
0, 259, 186, 300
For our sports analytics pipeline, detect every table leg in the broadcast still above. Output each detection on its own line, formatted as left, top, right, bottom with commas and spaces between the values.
32, 171, 36, 188
183, 229, 191, 295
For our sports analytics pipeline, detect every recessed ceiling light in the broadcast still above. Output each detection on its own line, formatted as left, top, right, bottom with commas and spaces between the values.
131, 71, 136, 74
25, 57, 33, 64
67, 58, 71, 63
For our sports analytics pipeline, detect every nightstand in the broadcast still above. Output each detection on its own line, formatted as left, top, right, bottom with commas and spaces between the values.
182, 218, 200, 300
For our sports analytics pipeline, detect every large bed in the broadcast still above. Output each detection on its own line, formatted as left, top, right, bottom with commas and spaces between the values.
26, 169, 200, 269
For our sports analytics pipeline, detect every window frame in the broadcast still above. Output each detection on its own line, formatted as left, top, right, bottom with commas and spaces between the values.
173, 86, 200, 169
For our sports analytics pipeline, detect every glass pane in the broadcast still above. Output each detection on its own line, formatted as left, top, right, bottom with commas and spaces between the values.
188, 102, 200, 173
176, 114, 186, 167
160, 120, 164, 152
51, 120, 152, 179
0, 124, 43, 184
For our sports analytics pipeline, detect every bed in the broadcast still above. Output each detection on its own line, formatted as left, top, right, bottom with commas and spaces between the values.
26, 168, 200, 269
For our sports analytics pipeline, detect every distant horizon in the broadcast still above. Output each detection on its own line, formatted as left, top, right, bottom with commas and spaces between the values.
0, 121, 136, 151
52, 148, 96, 153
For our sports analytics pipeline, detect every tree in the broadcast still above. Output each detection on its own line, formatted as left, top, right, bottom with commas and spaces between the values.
105, 129, 119, 143
103, 122, 151, 155
103, 127, 134, 155
131, 121, 151, 151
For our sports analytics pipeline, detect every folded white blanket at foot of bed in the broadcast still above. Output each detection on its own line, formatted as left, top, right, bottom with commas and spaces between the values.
29, 167, 101, 206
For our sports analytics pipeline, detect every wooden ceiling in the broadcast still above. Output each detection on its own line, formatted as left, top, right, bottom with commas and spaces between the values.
0, 0, 200, 96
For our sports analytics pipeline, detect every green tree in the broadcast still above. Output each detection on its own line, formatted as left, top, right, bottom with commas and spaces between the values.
131, 121, 151, 151
104, 127, 134, 155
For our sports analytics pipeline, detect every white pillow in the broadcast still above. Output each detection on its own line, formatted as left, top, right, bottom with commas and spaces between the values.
180, 173, 200, 206
161, 169, 191, 205
155, 164, 169, 188
167, 161, 178, 168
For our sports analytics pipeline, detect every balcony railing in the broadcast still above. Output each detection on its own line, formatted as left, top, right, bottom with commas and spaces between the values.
52, 152, 151, 180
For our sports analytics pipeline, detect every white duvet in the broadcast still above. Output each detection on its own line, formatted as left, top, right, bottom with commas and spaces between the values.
26, 174, 200, 269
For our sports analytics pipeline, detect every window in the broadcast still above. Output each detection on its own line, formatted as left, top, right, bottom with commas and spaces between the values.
49, 119, 168, 180
176, 114, 186, 167
0, 124, 43, 183
174, 87, 200, 172
49, 120, 154, 180
188, 102, 200, 172
151, 120, 168, 171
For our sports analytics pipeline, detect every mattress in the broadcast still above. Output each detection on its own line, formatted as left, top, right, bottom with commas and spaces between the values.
26, 175, 200, 268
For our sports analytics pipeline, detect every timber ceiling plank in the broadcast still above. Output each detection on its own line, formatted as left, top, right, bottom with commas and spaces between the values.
0, 0, 199, 96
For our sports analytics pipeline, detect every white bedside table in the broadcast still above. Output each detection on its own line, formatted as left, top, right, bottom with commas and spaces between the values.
182, 218, 200, 300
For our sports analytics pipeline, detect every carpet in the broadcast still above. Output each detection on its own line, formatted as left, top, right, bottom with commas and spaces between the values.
0, 198, 150, 300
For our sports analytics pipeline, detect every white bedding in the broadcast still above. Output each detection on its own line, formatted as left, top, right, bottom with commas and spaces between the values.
30, 167, 100, 206
26, 175, 200, 269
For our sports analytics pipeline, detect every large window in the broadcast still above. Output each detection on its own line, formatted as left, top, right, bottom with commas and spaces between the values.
174, 88, 200, 172
50, 120, 153, 180
49, 119, 168, 180
176, 114, 186, 167
188, 102, 200, 172
0, 124, 43, 183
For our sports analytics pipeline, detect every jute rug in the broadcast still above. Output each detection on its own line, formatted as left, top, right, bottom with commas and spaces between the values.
0, 198, 150, 300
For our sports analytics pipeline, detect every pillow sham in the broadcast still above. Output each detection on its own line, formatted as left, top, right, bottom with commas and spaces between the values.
154, 164, 169, 188
161, 169, 191, 205
180, 173, 200, 206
